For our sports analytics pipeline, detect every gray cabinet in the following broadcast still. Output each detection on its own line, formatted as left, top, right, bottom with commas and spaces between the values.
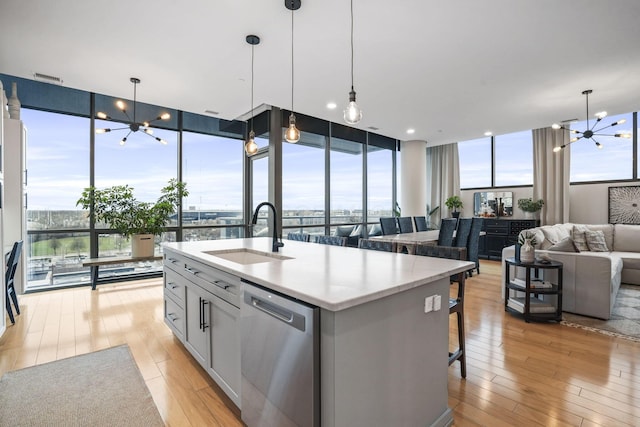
163, 249, 241, 406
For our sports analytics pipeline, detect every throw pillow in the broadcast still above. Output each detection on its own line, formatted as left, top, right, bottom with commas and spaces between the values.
585, 230, 609, 252
572, 224, 590, 251
548, 237, 579, 252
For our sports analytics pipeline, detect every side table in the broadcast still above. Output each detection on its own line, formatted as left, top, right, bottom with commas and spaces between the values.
504, 257, 563, 322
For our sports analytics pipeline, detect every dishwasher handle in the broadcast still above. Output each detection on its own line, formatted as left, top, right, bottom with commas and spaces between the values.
244, 292, 307, 332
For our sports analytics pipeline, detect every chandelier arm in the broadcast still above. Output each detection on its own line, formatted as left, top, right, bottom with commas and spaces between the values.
120, 109, 132, 123
589, 118, 603, 132
105, 126, 130, 132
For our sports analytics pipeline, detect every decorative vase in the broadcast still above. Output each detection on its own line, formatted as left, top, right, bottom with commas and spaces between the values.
131, 234, 155, 258
8, 82, 20, 120
520, 238, 535, 263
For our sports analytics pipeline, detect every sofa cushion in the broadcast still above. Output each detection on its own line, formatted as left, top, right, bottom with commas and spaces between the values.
541, 224, 572, 246
585, 224, 615, 251
585, 230, 609, 252
548, 237, 579, 252
612, 251, 640, 269
614, 224, 640, 252
572, 224, 590, 251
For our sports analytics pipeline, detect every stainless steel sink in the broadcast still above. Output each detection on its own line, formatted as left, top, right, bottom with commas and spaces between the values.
204, 248, 294, 265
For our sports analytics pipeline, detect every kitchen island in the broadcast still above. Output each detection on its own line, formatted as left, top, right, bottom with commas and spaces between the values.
163, 237, 473, 427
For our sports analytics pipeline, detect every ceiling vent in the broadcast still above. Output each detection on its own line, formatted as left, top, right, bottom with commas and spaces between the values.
204, 110, 220, 115
33, 72, 63, 85
367, 126, 379, 131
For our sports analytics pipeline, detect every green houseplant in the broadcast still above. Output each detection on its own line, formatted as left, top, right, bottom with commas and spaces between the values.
77, 179, 188, 257
517, 198, 544, 219
444, 196, 463, 218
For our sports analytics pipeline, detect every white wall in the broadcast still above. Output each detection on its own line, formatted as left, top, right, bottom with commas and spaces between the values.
462, 181, 639, 224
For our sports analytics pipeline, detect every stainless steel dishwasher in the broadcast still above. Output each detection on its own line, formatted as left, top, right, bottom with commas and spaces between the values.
241, 280, 320, 427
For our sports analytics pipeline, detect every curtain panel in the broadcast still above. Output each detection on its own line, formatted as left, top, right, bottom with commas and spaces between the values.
532, 127, 570, 225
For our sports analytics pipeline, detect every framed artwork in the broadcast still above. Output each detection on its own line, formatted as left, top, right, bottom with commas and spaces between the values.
608, 186, 640, 224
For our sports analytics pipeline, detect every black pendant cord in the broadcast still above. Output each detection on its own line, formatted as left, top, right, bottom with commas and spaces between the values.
350, 0, 354, 92
250, 42, 255, 134
291, 6, 295, 115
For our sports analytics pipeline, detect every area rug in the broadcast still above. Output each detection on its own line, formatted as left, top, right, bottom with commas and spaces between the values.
561, 284, 640, 343
0, 345, 164, 427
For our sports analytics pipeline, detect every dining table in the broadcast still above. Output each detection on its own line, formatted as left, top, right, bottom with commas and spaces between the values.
369, 229, 485, 255
369, 230, 440, 254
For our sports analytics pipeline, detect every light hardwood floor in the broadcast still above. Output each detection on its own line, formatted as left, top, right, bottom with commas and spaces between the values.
1, 260, 639, 426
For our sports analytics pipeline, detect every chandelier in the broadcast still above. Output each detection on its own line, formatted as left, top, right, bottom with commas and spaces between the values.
96, 77, 171, 145
552, 89, 631, 152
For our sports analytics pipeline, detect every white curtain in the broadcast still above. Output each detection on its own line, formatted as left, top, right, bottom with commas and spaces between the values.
532, 127, 570, 225
426, 143, 460, 226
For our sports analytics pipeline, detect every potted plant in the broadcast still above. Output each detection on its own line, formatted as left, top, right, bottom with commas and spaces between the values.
445, 196, 463, 218
77, 179, 188, 258
517, 198, 544, 219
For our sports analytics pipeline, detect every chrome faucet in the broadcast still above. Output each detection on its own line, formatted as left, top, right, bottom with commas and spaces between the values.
251, 202, 284, 253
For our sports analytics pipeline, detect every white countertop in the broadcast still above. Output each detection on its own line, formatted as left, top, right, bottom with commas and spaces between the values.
163, 237, 474, 311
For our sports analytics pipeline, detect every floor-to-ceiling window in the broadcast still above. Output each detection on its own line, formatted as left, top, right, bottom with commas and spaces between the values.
329, 125, 365, 227
282, 131, 326, 236
182, 130, 244, 240
22, 109, 92, 289
367, 134, 395, 228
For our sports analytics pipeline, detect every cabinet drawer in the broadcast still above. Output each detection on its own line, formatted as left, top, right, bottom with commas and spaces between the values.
164, 249, 241, 308
164, 269, 185, 306
164, 296, 185, 339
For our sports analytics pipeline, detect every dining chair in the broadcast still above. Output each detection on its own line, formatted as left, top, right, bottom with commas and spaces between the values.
358, 238, 396, 252
415, 243, 467, 378
453, 218, 472, 248
379, 217, 398, 235
413, 216, 428, 232
397, 217, 414, 233
5, 240, 24, 324
287, 232, 310, 242
438, 218, 458, 246
466, 217, 484, 276
314, 235, 348, 246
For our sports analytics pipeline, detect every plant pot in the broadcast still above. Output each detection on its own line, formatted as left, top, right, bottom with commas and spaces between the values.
131, 234, 155, 258
452, 212, 461, 219
524, 211, 538, 220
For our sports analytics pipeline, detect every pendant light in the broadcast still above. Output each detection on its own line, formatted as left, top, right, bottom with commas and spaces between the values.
284, 0, 301, 143
552, 89, 631, 152
96, 77, 171, 145
244, 34, 260, 156
343, 0, 362, 124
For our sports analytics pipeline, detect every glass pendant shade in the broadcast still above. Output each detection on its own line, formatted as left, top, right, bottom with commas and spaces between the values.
245, 130, 258, 155
344, 90, 362, 124
285, 113, 300, 143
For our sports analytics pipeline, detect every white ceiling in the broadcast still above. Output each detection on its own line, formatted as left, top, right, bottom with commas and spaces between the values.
2, 0, 640, 145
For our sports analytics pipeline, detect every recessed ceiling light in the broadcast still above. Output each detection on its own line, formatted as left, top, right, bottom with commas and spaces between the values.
484, 131, 492, 136
326, 102, 337, 109
406, 128, 415, 134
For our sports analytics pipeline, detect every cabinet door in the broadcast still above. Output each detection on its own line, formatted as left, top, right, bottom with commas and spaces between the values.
184, 283, 208, 367
207, 294, 241, 404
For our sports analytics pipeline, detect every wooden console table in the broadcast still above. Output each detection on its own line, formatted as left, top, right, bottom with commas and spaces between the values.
82, 255, 163, 290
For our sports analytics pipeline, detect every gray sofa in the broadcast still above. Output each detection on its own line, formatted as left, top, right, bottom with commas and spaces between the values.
502, 223, 640, 320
